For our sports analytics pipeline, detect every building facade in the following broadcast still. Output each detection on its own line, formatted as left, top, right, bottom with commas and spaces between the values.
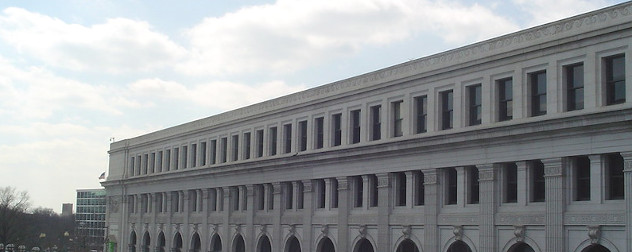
103, 3, 632, 252
76, 189, 107, 252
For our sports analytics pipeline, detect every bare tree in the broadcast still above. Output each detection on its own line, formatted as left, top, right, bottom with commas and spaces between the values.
0, 186, 31, 244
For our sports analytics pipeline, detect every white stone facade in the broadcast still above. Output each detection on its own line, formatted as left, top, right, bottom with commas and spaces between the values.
103, 3, 632, 252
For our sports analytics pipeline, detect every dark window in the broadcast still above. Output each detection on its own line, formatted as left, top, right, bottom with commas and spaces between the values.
607, 154, 624, 200
285, 183, 293, 209
129, 156, 135, 175
165, 149, 171, 170
498, 78, 513, 121
446, 168, 457, 205
299, 121, 307, 151
256, 185, 264, 210
243, 133, 251, 160
468, 167, 479, 204
414, 96, 428, 133
209, 140, 216, 164
393, 101, 403, 137
315, 117, 324, 149
317, 180, 326, 208
505, 163, 518, 203
566, 63, 584, 111
190, 144, 196, 168
297, 182, 304, 209
530, 71, 547, 116
332, 114, 342, 146
468, 85, 482, 126
284, 124, 292, 154
173, 148, 179, 169
181, 147, 187, 169
415, 172, 424, 206
370, 175, 378, 207
256, 130, 264, 157
331, 179, 338, 208
231, 135, 239, 161
441, 90, 453, 130
200, 142, 206, 166
605, 54, 626, 105
396, 173, 406, 206
574, 156, 591, 201
371, 105, 381, 140
232, 187, 239, 211
354, 176, 363, 208
350, 110, 361, 144
220, 138, 227, 163
269, 127, 277, 156
531, 161, 545, 202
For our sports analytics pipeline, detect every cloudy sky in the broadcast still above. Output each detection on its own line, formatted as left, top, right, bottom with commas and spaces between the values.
0, 0, 626, 212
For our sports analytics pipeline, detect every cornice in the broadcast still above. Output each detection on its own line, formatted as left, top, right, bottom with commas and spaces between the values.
110, 2, 632, 150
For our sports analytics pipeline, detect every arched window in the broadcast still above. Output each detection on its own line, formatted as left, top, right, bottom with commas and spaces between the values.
447, 240, 472, 252
257, 236, 272, 252
317, 237, 335, 252
142, 232, 151, 252
396, 239, 419, 252
173, 233, 183, 252
191, 233, 201, 252
353, 238, 374, 252
285, 236, 301, 252
581, 244, 610, 252
129, 231, 137, 252
210, 234, 222, 252
508, 242, 535, 252
233, 235, 245, 252
157, 232, 166, 252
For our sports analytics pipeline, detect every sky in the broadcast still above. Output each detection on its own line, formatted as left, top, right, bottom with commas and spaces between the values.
0, 0, 627, 213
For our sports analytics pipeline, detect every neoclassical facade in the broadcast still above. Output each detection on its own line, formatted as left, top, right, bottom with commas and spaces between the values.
103, 2, 632, 252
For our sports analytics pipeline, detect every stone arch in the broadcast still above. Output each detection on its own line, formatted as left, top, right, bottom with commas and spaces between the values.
172, 232, 183, 252
157, 232, 166, 252
500, 237, 541, 252
232, 234, 246, 252
256, 235, 272, 252
190, 232, 201, 252
443, 235, 477, 252
284, 236, 301, 252
352, 238, 375, 252
445, 240, 474, 252
507, 242, 535, 252
142, 231, 151, 252
581, 244, 611, 252
395, 238, 420, 252
574, 238, 619, 252
129, 231, 138, 252
209, 233, 222, 252
351, 234, 378, 252
315, 237, 336, 252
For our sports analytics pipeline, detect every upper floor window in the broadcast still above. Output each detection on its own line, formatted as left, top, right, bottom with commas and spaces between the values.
504, 163, 518, 203
181, 147, 187, 169
220, 138, 227, 163
440, 90, 453, 130
256, 130, 264, 158
392, 101, 403, 137
353, 176, 363, 208
573, 156, 591, 201
395, 172, 406, 207
209, 140, 216, 165
468, 85, 482, 126
173, 148, 180, 169
445, 167, 457, 205
165, 149, 172, 170
350, 110, 361, 144
605, 54, 626, 105
231, 135, 239, 161
497, 78, 513, 121
414, 171, 425, 206
414, 96, 428, 133
200, 142, 206, 166
284, 124, 292, 154
190, 144, 196, 168
468, 166, 479, 204
269, 127, 278, 156
243, 133, 251, 160
531, 160, 545, 202
529, 71, 547, 116
298, 121, 308, 151
606, 153, 624, 200
331, 114, 342, 146
370, 105, 381, 140
566, 63, 584, 111
314, 117, 324, 149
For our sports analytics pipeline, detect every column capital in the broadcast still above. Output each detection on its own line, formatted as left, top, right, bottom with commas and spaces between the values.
476, 164, 497, 182
620, 152, 632, 172
542, 157, 565, 177
302, 180, 313, 192
376, 173, 390, 188
336, 177, 349, 191
422, 169, 438, 185
271, 182, 282, 194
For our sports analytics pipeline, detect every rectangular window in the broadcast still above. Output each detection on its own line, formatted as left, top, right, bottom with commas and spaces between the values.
317, 180, 326, 209
243, 132, 251, 160
566, 63, 584, 111
505, 163, 518, 203
232, 187, 240, 211
350, 110, 361, 144
414, 96, 427, 133
468, 85, 482, 126
441, 90, 453, 130
200, 142, 206, 166
173, 148, 179, 170
256, 185, 264, 210
165, 150, 171, 171
530, 71, 547, 116
369, 175, 378, 207
209, 140, 216, 164
396, 172, 406, 206
298, 121, 307, 151
354, 176, 363, 208
605, 54, 626, 105
182, 147, 187, 169
143, 154, 148, 174
574, 156, 591, 201
191, 144, 197, 167
256, 130, 264, 158
129, 156, 135, 175
468, 166, 479, 204
606, 154, 624, 200
231, 135, 239, 161
332, 113, 342, 146
446, 168, 457, 205
150, 152, 156, 173
498, 78, 513, 121
370, 105, 381, 140
415, 172, 425, 206
285, 182, 293, 209
392, 101, 403, 137
331, 179, 338, 208
220, 138, 227, 163
315, 117, 324, 149
531, 160, 545, 202
284, 124, 292, 154
269, 127, 277, 156
157, 151, 163, 172
297, 182, 304, 209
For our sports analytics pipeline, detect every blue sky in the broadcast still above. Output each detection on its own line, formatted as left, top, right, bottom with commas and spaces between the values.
0, 0, 626, 212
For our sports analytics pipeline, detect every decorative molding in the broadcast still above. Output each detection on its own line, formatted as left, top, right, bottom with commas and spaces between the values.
321, 225, 329, 237
235, 224, 242, 234
260, 224, 267, 234
402, 225, 412, 239
358, 225, 368, 238
513, 225, 525, 242
377, 173, 390, 188
212, 224, 219, 233
337, 177, 349, 190
423, 173, 438, 185
302, 180, 313, 192
565, 213, 624, 225
478, 169, 495, 181
288, 224, 297, 235
587, 225, 601, 244
193, 224, 199, 233
108, 196, 120, 213
453, 225, 463, 241
542, 158, 564, 177
496, 214, 545, 225
439, 214, 479, 225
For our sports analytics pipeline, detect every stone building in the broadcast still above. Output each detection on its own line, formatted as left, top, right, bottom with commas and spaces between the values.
102, 2, 632, 252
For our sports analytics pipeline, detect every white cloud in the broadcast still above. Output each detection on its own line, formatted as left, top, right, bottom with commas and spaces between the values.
180, 0, 520, 75
0, 7, 187, 73
512, 0, 613, 26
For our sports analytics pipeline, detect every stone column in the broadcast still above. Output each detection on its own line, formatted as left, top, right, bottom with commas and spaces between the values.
588, 155, 604, 204
336, 177, 350, 252
272, 182, 283, 252
542, 158, 566, 252
245, 185, 255, 252
324, 179, 332, 210
376, 173, 391, 252
621, 152, 632, 251
478, 164, 498, 252
455, 167, 466, 207
222, 187, 231, 252
423, 169, 439, 252
405, 171, 414, 208
302, 180, 314, 252
516, 161, 527, 206
362, 175, 370, 210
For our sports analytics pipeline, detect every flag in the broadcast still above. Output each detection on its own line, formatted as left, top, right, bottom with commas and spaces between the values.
99, 172, 106, 180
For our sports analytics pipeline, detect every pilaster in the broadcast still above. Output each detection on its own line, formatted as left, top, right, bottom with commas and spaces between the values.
422, 169, 439, 252
542, 157, 566, 252
272, 182, 282, 252
245, 185, 255, 252
336, 177, 350, 252
405, 171, 414, 208
477, 164, 498, 252
621, 152, 632, 251
302, 180, 314, 252
376, 173, 391, 252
